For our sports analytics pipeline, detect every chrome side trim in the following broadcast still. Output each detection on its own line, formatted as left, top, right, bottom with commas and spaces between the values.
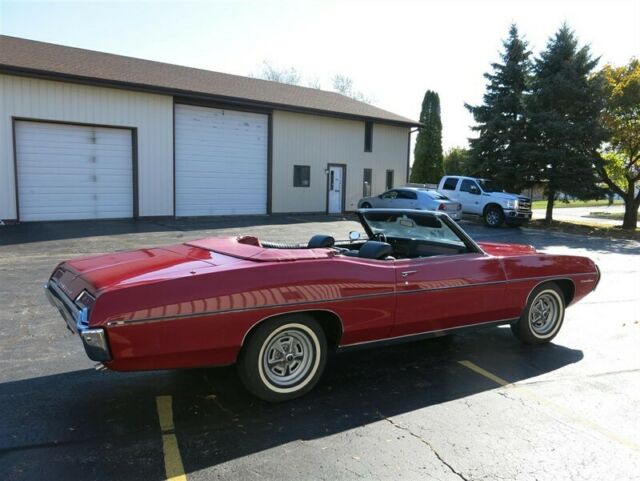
106, 291, 394, 327
338, 317, 517, 350
105, 272, 596, 328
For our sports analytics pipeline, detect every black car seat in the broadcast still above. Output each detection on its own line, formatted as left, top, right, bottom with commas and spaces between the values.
307, 234, 335, 248
357, 241, 394, 260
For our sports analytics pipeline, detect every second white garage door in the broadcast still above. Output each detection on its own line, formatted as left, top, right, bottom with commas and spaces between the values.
175, 104, 268, 216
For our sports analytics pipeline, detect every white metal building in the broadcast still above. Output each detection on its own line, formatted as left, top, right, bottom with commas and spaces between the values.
0, 36, 419, 223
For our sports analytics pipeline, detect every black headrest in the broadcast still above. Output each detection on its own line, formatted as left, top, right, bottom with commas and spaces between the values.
358, 241, 393, 260
307, 234, 335, 249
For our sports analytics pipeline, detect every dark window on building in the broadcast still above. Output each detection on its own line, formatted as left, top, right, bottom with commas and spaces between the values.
460, 179, 480, 193
442, 177, 459, 190
363, 168, 372, 197
364, 121, 373, 152
385, 169, 394, 190
293, 165, 311, 187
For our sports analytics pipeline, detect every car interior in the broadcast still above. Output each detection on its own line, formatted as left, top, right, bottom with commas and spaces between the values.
259, 230, 471, 261
251, 211, 475, 261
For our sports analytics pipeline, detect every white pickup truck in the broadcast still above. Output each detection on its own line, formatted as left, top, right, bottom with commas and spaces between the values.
437, 176, 532, 227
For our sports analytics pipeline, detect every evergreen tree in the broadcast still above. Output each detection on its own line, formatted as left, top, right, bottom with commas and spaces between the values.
466, 24, 533, 192
411, 90, 444, 183
528, 24, 607, 222
443, 147, 474, 176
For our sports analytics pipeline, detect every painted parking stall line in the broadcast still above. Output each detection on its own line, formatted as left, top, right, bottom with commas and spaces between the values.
458, 360, 640, 455
156, 395, 187, 481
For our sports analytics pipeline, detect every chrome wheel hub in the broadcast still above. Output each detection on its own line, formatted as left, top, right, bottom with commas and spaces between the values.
487, 211, 500, 225
263, 329, 314, 387
529, 292, 559, 335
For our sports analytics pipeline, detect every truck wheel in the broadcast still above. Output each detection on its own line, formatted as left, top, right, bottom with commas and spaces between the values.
511, 283, 565, 345
484, 206, 504, 227
238, 314, 327, 402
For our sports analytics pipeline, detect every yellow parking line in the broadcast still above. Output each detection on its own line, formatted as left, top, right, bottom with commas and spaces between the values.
458, 360, 514, 387
156, 395, 187, 481
458, 360, 640, 455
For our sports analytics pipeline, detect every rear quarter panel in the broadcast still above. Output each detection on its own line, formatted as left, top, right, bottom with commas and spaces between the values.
95, 257, 396, 371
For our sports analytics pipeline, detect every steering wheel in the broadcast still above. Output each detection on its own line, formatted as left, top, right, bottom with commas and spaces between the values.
373, 232, 388, 243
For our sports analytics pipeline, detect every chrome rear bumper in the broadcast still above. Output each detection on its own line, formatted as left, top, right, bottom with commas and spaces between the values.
80, 329, 111, 362
44, 282, 112, 362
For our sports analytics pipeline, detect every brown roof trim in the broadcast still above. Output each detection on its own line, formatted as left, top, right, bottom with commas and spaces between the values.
1, 65, 419, 128
0, 35, 421, 128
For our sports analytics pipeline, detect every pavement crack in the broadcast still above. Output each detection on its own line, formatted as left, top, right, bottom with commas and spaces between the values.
377, 411, 469, 481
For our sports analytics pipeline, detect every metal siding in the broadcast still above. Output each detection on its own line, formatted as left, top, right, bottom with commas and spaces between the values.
271, 111, 409, 213
0, 74, 173, 220
16, 121, 133, 221
174, 104, 268, 216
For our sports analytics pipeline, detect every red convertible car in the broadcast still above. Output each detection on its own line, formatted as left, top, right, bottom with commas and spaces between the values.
45, 209, 599, 401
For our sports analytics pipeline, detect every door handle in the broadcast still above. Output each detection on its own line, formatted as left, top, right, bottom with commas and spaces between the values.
401, 270, 417, 277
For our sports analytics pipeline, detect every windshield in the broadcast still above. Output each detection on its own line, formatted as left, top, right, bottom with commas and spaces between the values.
477, 179, 504, 193
360, 211, 466, 247
424, 190, 448, 200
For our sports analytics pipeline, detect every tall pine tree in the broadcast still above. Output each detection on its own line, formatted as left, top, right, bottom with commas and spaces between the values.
466, 24, 533, 192
411, 90, 444, 184
528, 24, 606, 222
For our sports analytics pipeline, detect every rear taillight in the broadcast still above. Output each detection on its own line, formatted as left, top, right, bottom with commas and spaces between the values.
75, 290, 96, 311
52, 268, 64, 281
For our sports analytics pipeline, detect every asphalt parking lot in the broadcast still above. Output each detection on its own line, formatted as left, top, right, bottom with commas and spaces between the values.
1, 215, 639, 481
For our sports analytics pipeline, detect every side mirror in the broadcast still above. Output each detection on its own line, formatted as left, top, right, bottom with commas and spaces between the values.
470, 186, 480, 195
348, 231, 361, 241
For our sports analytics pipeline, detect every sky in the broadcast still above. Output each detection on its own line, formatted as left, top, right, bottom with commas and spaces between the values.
1, 0, 639, 153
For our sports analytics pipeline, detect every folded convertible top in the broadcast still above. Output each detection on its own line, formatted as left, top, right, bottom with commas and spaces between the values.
186, 236, 336, 262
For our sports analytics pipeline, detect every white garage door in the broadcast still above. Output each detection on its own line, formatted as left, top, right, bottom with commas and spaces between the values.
175, 104, 268, 216
15, 121, 133, 221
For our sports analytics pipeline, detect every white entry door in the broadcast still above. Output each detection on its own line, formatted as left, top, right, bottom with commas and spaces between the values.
328, 165, 344, 213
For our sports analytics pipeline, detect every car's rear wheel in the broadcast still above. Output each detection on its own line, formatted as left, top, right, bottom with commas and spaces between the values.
238, 314, 327, 402
511, 283, 565, 344
361, 202, 372, 208
484, 205, 505, 227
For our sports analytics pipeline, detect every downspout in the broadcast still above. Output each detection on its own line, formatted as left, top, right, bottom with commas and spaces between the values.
406, 127, 420, 183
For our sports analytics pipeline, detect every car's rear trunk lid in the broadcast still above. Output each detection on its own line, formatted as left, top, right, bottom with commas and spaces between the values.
54, 243, 243, 296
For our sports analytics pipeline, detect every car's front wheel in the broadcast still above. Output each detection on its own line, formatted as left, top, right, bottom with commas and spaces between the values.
360, 202, 372, 208
238, 315, 327, 402
511, 283, 565, 344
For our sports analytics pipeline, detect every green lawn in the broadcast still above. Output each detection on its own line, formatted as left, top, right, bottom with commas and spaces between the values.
531, 199, 624, 209
527, 219, 640, 240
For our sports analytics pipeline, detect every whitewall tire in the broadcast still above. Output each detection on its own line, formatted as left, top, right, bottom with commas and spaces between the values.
511, 283, 565, 344
238, 315, 327, 402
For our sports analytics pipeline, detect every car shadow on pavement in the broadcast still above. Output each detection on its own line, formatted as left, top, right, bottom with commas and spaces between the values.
0, 326, 583, 481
